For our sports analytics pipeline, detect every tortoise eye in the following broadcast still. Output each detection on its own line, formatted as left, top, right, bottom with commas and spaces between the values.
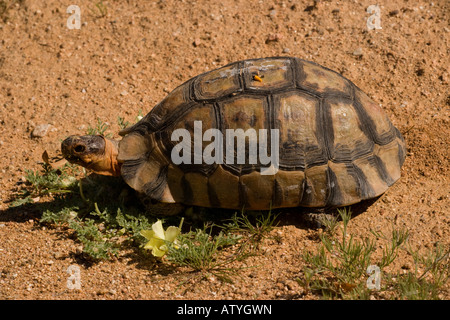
74, 145, 86, 153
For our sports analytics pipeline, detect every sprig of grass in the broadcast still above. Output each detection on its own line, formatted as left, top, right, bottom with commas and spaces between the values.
86, 118, 111, 137
166, 226, 245, 282
89, 1, 107, 18
221, 209, 279, 249
118, 110, 144, 130
117, 116, 130, 130
300, 207, 410, 298
395, 243, 450, 300
371, 227, 410, 269
24, 164, 77, 195
299, 207, 449, 300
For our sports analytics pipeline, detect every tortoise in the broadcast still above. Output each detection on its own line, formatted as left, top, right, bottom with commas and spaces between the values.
61, 57, 406, 215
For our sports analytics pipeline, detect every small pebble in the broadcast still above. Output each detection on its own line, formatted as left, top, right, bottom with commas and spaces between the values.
352, 48, 363, 56
193, 38, 202, 47
31, 124, 51, 138
389, 10, 399, 16
266, 33, 283, 43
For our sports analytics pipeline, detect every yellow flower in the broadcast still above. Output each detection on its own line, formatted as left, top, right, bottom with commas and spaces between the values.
140, 218, 184, 257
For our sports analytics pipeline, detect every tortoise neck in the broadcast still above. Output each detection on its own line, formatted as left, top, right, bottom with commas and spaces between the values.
104, 137, 121, 176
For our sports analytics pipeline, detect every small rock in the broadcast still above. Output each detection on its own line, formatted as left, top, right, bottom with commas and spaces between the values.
282, 47, 291, 53
352, 48, 363, 57
431, 225, 443, 237
31, 124, 51, 138
54, 252, 65, 260
96, 289, 109, 295
193, 38, 202, 47
266, 33, 283, 43
389, 10, 399, 16
75, 245, 83, 254
120, 90, 128, 96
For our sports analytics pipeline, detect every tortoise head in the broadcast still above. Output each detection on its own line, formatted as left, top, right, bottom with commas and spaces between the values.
61, 135, 121, 176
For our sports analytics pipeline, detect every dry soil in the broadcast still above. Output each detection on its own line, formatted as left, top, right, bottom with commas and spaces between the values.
0, 0, 448, 300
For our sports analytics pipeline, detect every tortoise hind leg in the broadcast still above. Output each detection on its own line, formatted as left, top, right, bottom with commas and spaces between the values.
302, 207, 340, 229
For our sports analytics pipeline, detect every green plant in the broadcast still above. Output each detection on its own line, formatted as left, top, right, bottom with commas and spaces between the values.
117, 116, 130, 130
89, 1, 107, 18
25, 164, 77, 195
299, 207, 450, 300
10, 163, 78, 207
86, 118, 111, 137
300, 207, 410, 299
371, 227, 410, 269
40, 207, 79, 225
166, 226, 245, 282
222, 209, 279, 249
395, 243, 450, 300
40, 201, 155, 261
68, 217, 120, 260
117, 110, 144, 130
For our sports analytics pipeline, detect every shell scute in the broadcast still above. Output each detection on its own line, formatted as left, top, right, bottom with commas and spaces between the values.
193, 62, 241, 100
243, 58, 294, 91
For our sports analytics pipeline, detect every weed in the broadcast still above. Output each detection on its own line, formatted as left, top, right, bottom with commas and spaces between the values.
166, 226, 245, 282
118, 110, 144, 130
18, 162, 152, 261
41, 200, 155, 261
394, 243, 450, 300
117, 116, 130, 130
68, 217, 119, 260
299, 207, 448, 300
222, 209, 279, 250
10, 163, 78, 207
86, 118, 111, 137
89, 1, 107, 18
40, 207, 79, 225
371, 227, 410, 269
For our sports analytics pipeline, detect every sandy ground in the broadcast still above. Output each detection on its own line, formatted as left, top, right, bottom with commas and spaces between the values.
0, 0, 448, 300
